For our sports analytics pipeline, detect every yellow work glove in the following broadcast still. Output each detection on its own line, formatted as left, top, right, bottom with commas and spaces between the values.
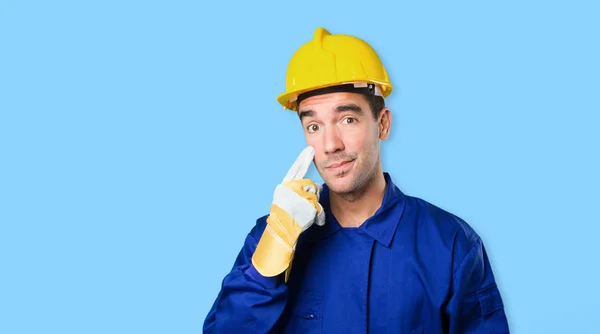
252, 146, 326, 278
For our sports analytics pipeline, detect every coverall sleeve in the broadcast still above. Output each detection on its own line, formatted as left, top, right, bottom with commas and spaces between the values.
202, 221, 289, 334
444, 237, 510, 333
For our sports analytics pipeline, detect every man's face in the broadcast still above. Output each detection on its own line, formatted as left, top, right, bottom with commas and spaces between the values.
298, 92, 390, 195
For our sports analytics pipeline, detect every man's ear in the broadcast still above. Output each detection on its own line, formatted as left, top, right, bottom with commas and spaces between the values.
378, 108, 392, 140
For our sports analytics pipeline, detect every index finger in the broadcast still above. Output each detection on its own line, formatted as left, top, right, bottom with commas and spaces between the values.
282, 146, 315, 183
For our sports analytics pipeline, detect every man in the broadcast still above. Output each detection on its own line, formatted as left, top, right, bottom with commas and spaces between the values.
203, 27, 509, 333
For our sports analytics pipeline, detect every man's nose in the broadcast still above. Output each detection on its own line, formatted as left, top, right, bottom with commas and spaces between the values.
323, 126, 344, 155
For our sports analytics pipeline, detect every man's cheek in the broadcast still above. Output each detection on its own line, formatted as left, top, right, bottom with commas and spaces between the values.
314, 155, 325, 169
305, 138, 319, 152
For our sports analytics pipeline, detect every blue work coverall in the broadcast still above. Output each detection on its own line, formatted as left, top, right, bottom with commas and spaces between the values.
204, 173, 509, 333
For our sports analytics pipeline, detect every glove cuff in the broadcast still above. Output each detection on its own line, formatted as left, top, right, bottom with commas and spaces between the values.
252, 208, 302, 277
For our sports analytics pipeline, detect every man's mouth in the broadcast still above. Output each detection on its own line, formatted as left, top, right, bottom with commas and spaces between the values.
325, 159, 354, 170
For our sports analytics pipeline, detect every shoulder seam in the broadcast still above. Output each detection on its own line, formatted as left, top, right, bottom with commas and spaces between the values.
452, 235, 482, 279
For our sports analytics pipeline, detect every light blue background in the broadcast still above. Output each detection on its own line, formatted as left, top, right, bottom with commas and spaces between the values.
1, 1, 598, 333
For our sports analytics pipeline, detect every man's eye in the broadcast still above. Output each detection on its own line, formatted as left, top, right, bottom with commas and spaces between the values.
343, 117, 356, 124
307, 124, 320, 132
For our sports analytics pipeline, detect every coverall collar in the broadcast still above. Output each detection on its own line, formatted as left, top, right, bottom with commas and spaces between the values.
303, 172, 407, 247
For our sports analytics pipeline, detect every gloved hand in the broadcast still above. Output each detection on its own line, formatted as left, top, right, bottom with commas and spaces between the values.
252, 146, 326, 278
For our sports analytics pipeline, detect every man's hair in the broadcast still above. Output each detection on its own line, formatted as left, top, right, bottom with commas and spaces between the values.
366, 95, 386, 120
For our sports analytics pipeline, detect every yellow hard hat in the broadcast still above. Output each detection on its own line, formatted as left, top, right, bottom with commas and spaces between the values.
277, 27, 393, 111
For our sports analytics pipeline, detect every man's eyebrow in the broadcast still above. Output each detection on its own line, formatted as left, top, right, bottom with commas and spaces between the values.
298, 104, 363, 120
298, 109, 314, 120
335, 104, 364, 115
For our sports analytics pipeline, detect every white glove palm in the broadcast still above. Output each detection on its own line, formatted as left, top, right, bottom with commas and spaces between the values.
273, 146, 325, 232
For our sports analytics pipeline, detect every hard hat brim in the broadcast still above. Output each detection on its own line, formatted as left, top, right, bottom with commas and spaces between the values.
277, 80, 392, 111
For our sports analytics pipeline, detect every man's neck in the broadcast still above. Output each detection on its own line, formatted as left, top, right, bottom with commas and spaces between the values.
329, 169, 387, 228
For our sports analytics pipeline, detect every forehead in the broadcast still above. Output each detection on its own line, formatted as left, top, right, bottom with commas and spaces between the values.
297, 92, 369, 115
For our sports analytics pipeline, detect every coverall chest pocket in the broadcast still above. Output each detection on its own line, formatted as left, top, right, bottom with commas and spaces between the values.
285, 291, 324, 334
